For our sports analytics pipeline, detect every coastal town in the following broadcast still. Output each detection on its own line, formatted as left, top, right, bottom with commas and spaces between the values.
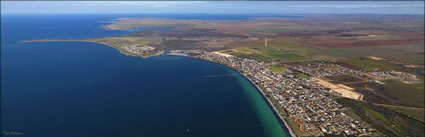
166, 50, 403, 137
121, 45, 164, 57
122, 45, 156, 55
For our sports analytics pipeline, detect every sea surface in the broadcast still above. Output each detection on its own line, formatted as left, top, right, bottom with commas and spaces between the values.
1, 14, 290, 137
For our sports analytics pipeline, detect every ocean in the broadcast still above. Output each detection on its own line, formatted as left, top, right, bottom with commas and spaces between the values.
1, 14, 290, 137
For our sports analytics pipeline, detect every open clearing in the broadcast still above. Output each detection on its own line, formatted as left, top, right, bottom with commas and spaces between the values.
376, 104, 424, 122
325, 75, 365, 84
314, 78, 363, 100
346, 80, 424, 108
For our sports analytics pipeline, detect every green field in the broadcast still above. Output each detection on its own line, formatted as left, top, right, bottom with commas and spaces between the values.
379, 104, 424, 122
268, 64, 286, 72
381, 44, 424, 53
382, 80, 424, 108
338, 57, 403, 71
233, 50, 309, 62
231, 40, 313, 62
294, 73, 310, 78
346, 80, 424, 108
311, 46, 424, 65
233, 38, 424, 66
233, 51, 270, 62
265, 39, 314, 56
255, 39, 424, 65
336, 98, 425, 137
325, 75, 364, 84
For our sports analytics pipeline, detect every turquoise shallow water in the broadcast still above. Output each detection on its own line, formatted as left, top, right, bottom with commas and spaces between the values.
233, 71, 289, 137
1, 14, 289, 137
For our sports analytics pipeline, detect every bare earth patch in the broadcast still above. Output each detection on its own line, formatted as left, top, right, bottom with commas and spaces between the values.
314, 78, 364, 100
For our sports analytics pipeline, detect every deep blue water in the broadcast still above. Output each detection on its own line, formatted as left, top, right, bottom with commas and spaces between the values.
1, 14, 289, 137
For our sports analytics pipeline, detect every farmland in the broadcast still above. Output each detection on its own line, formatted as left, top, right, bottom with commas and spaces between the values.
313, 46, 424, 65
338, 57, 403, 71
27, 15, 424, 66
230, 45, 311, 62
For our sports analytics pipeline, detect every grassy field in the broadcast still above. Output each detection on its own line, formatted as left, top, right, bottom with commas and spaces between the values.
233, 51, 270, 62
336, 98, 425, 137
267, 64, 286, 72
325, 75, 364, 84
381, 44, 424, 53
338, 57, 403, 71
382, 80, 424, 108
233, 49, 310, 62
378, 104, 424, 122
311, 46, 424, 65
346, 80, 424, 108
294, 73, 310, 78
268, 37, 424, 65
266, 39, 314, 55
232, 37, 424, 66
231, 39, 313, 62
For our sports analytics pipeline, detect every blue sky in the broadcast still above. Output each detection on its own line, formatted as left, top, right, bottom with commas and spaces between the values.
2, 1, 424, 15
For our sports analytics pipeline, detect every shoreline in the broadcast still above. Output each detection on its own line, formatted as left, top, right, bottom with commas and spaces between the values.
176, 55, 297, 137
241, 73, 297, 137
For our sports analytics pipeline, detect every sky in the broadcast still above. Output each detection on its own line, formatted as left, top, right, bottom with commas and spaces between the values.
1, 1, 424, 15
